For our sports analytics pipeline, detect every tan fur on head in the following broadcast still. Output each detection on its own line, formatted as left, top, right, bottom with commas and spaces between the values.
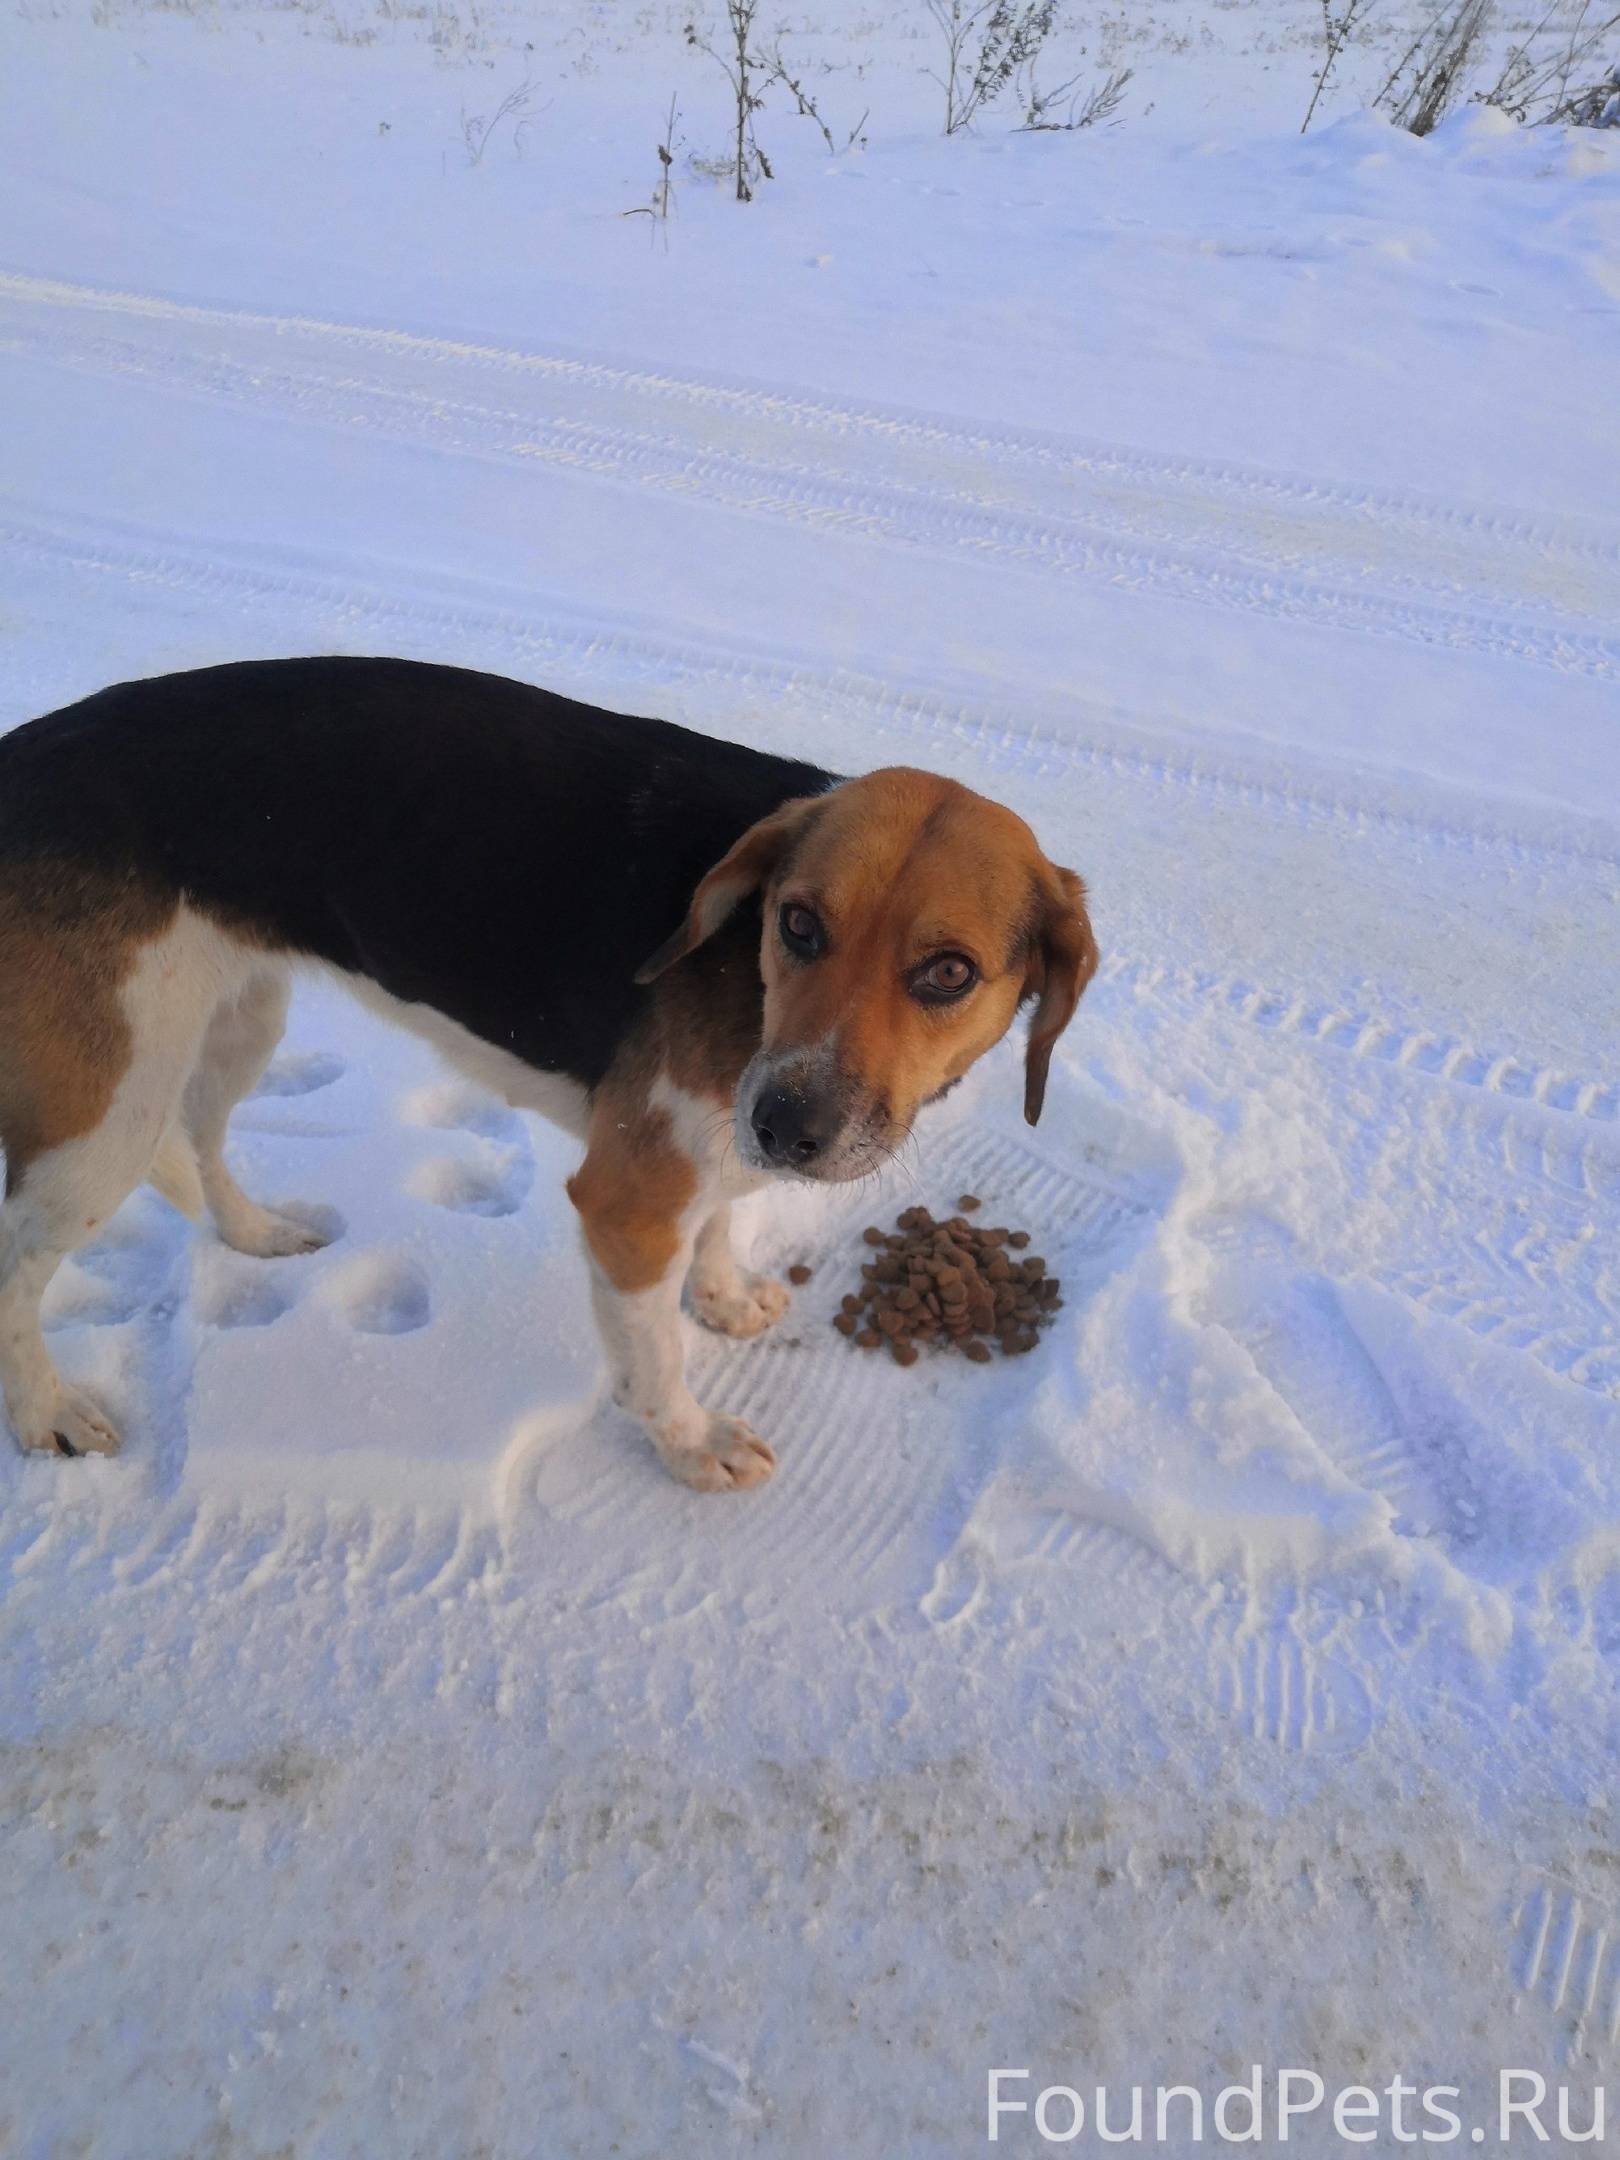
639, 767, 1098, 1175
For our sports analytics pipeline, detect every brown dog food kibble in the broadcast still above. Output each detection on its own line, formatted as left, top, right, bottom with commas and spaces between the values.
832, 1201, 1062, 1367
788, 1262, 813, 1286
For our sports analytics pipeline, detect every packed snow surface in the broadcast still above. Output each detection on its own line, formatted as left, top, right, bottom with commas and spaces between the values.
1, 2, 1619, 2153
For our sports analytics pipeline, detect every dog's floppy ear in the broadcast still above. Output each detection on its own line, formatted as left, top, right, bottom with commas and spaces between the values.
1021, 865, 1099, 1126
634, 795, 823, 984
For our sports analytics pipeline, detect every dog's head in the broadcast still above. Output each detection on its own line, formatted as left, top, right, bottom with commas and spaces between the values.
636, 767, 1098, 1181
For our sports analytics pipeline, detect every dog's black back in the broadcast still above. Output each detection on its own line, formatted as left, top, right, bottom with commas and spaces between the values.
0, 658, 833, 1087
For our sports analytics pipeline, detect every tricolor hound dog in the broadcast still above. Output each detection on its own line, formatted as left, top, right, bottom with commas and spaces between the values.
0, 659, 1097, 1491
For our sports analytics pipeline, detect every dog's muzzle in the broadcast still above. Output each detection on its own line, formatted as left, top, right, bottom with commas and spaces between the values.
748, 1078, 833, 1169
735, 1048, 888, 1183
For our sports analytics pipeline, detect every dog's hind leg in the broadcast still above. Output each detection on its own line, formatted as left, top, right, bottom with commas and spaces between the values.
183, 968, 328, 1258
0, 1116, 164, 1456
0, 917, 229, 1457
0, 901, 281, 1457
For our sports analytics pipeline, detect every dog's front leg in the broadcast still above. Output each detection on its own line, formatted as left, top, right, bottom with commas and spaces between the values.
568, 1126, 776, 1494
584, 1263, 774, 1492
689, 1204, 790, 1340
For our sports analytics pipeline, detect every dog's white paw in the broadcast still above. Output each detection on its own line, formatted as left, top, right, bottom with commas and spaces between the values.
15, 1384, 122, 1458
218, 1203, 330, 1260
655, 1412, 776, 1492
691, 1271, 790, 1340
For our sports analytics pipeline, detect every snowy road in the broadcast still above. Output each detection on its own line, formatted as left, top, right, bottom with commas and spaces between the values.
2, 36, 1619, 2154
8, 268, 1620, 664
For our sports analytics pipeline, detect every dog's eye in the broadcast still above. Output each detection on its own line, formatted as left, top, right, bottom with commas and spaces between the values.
915, 954, 977, 1001
779, 903, 824, 958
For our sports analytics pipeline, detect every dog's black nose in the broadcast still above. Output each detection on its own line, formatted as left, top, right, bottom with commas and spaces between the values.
751, 1084, 826, 1166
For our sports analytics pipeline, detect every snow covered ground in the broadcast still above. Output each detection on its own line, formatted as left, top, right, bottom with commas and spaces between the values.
1, 2, 1618, 2152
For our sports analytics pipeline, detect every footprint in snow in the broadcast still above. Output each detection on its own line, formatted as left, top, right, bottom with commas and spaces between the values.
251, 1048, 346, 1098
42, 1260, 145, 1331
408, 1143, 531, 1219
919, 1546, 986, 1629
263, 1199, 346, 1248
327, 1253, 432, 1336
401, 1078, 522, 1142
197, 1267, 295, 1331
45, 1212, 179, 1329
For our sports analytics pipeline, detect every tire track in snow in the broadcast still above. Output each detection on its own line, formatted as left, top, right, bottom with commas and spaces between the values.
1104, 955, 1620, 1129
1429, 1089, 1620, 1212
5, 290, 1620, 683
1, 1467, 497, 1611
1209, 1618, 1374, 1757
1512, 1880, 1620, 2063
961, 1504, 1376, 1756
1389, 1249, 1619, 1402
1385, 1112, 1620, 1387
7, 266, 1620, 603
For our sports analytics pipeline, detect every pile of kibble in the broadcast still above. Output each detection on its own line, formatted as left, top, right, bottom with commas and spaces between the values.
832, 1196, 1061, 1366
